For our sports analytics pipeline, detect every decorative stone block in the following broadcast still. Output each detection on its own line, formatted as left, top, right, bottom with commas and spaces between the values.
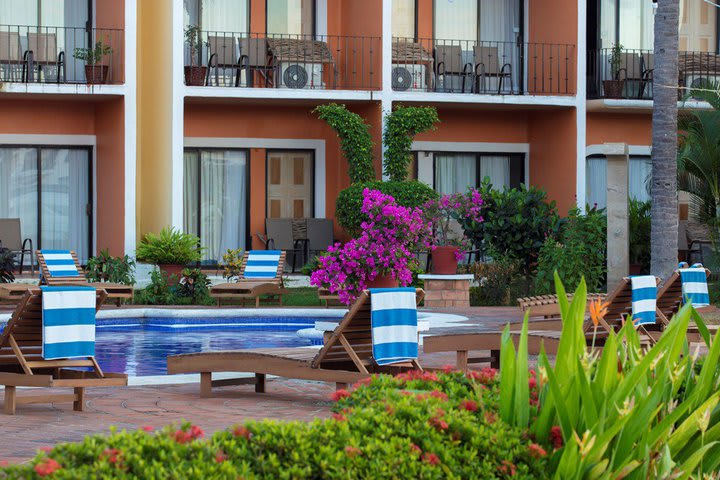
418, 274, 473, 308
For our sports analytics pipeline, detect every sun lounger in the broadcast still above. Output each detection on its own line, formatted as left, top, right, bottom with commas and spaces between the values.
210, 250, 287, 307
657, 263, 713, 323
37, 250, 134, 306
0, 287, 127, 414
168, 288, 425, 396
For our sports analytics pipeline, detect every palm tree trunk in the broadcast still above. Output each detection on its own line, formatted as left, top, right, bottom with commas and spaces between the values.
651, 0, 680, 280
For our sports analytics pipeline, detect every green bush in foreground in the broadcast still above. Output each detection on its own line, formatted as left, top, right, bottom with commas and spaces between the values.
0, 371, 546, 479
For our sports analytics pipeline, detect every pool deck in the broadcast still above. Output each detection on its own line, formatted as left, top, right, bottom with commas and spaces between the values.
0, 305, 521, 464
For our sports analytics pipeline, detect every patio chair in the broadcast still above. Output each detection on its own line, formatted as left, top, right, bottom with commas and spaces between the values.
208, 35, 240, 86
0, 218, 34, 274
472, 45, 513, 94
0, 31, 23, 82
306, 218, 334, 258
0, 287, 127, 414
265, 218, 306, 272
238, 37, 273, 87
434, 45, 472, 93
210, 250, 287, 306
24, 32, 65, 83
36, 250, 134, 306
168, 288, 425, 396
615, 52, 643, 99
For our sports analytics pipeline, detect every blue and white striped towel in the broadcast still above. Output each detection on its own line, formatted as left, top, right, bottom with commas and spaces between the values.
243, 250, 281, 279
631, 275, 657, 326
680, 263, 710, 307
40, 286, 96, 360
41, 250, 80, 277
369, 288, 418, 366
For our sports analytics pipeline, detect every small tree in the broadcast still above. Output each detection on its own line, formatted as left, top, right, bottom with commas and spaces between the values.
609, 43, 624, 79
383, 106, 439, 181
185, 25, 203, 67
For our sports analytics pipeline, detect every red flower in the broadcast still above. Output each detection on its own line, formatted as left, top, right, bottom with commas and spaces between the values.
528, 377, 537, 390
140, 425, 154, 432
0, 460, 8, 467
344, 446, 362, 458
528, 443, 547, 458
459, 399, 478, 412
172, 430, 192, 444
422, 452, 440, 465
39, 447, 53, 453
442, 365, 456, 374
330, 389, 351, 402
215, 450, 228, 464
34, 458, 61, 477
101, 448, 122, 465
410, 444, 422, 455
484, 411, 497, 424
429, 416, 449, 432
354, 377, 373, 387
529, 369, 536, 377
499, 460, 517, 476
189, 425, 204, 439
429, 390, 448, 401
468, 367, 497, 384
331, 413, 347, 422
550, 426, 564, 449
232, 426, 252, 439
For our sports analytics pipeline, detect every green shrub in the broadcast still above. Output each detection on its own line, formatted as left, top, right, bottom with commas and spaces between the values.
534, 205, 607, 294
220, 248, 244, 282
314, 104, 376, 184
383, 106, 439, 182
0, 371, 547, 479
629, 198, 651, 273
0, 248, 15, 283
465, 254, 524, 306
176, 268, 213, 305
136, 227, 204, 266
85, 249, 136, 285
134, 268, 213, 306
335, 180, 438, 236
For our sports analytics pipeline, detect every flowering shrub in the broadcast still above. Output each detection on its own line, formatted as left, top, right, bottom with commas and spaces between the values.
0, 371, 547, 479
310, 188, 433, 304
423, 188, 484, 259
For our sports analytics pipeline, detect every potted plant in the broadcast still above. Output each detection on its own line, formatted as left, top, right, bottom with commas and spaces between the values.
136, 227, 204, 284
184, 25, 207, 86
73, 41, 112, 84
0, 247, 15, 283
310, 188, 432, 305
424, 189, 485, 274
603, 43, 625, 99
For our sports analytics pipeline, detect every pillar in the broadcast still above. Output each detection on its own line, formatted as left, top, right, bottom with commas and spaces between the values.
605, 143, 630, 289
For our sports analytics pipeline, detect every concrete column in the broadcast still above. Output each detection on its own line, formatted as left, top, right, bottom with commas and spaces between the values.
605, 143, 630, 289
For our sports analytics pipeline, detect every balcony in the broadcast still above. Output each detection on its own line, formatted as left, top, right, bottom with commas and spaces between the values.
0, 25, 124, 85
185, 31, 381, 91
391, 38, 576, 96
588, 48, 720, 100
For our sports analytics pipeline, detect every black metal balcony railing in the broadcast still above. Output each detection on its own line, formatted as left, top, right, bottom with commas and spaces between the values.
392, 37, 575, 96
588, 48, 720, 100
0, 25, 124, 85
187, 31, 381, 90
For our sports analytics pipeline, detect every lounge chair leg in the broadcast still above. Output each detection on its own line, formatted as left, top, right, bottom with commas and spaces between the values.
200, 372, 212, 398
490, 350, 500, 369
73, 387, 85, 411
456, 350, 469, 371
255, 374, 266, 393
4, 386, 16, 415
255, 297, 260, 308
336, 382, 348, 391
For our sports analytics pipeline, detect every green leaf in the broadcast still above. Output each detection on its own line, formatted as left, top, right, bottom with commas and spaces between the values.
513, 314, 530, 427
499, 324, 516, 425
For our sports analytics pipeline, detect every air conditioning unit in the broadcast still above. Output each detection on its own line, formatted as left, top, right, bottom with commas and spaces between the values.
391, 64, 428, 91
278, 62, 325, 89
684, 72, 720, 98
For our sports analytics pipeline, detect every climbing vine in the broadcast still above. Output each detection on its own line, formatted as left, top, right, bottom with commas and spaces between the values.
383, 106, 439, 182
314, 103, 376, 183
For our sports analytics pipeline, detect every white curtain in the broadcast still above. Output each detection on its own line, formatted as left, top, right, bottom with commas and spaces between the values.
183, 151, 199, 239
0, 148, 38, 261
480, 155, 510, 189
40, 149, 89, 262
586, 155, 652, 210
0, 0, 38, 24
435, 0, 478, 41
267, 0, 313, 36
619, 0, 654, 50
392, 0, 415, 39
435, 154, 477, 194
629, 156, 652, 202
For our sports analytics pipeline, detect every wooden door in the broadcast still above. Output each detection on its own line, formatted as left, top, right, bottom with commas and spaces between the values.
680, 0, 716, 52
267, 151, 313, 219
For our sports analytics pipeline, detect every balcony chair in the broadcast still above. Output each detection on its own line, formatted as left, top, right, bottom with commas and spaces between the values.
614, 52, 643, 99
472, 45, 513, 94
24, 32, 65, 83
238, 37, 273, 87
434, 44, 472, 93
0, 31, 23, 82
208, 35, 240, 87
639, 52, 654, 99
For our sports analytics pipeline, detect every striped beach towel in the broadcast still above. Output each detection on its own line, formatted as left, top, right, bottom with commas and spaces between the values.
631, 275, 658, 326
680, 263, 710, 307
243, 250, 281, 279
369, 288, 418, 366
41, 286, 96, 360
41, 250, 80, 277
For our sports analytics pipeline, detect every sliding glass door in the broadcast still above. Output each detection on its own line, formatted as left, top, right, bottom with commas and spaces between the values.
184, 149, 248, 264
266, 0, 314, 36
586, 155, 651, 209
0, 146, 92, 263
600, 0, 655, 50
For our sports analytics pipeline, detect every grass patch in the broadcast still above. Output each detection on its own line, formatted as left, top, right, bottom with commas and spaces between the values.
279, 287, 323, 307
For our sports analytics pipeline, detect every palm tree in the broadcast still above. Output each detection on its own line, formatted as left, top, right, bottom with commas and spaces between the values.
650, 0, 680, 280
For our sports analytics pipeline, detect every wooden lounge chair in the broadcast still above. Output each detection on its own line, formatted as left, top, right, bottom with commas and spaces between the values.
657, 266, 713, 322
0, 287, 127, 414
37, 250, 134, 306
210, 250, 287, 306
168, 289, 425, 396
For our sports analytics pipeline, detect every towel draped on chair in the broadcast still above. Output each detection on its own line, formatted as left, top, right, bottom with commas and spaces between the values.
41, 250, 80, 277
41, 286, 96, 360
631, 275, 657, 326
244, 250, 282, 279
679, 263, 710, 307
370, 287, 418, 366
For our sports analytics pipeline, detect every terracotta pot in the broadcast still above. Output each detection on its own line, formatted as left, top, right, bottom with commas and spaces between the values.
367, 274, 399, 289
603, 79, 625, 99
184, 65, 207, 86
84, 65, 109, 84
431, 246, 460, 275
158, 264, 185, 284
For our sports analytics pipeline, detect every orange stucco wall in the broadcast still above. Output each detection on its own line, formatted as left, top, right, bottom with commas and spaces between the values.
95, 0, 125, 83
95, 98, 125, 257
586, 113, 652, 147
0, 100, 95, 135
528, 109, 577, 213
414, 108, 530, 143
417, 0, 433, 40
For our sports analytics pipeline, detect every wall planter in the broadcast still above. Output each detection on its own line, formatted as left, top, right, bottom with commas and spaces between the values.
431, 246, 460, 275
603, 79, 625, 99
184, 66, 207, 86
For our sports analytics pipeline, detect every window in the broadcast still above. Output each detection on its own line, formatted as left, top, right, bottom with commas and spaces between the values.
435, 0, 477, 41
393, 0, 416, 39
600, 0, 655, 50
183, 0, 249, 33
267, 0, 314, 36
586, 155, 651, 209
433, 153, 524, 194
0, 146, 92, 263
184, 149, 249, 264
434, 0, 520, 43
0, 0, 88, 27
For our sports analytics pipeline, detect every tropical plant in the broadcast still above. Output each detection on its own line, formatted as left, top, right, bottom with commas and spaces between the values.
176, 268, 213, 305
335, 180, 438, 237
629, 198, 651, 272
314, 104, 376, 184
464, 253, 524, 306
134, 268, 213, 306
184, 25, 204, 67
650, 0, 680, 279
608, 43, 624, 79
0, 247, 15, 283
85, 249, 135, 285
423, 188, 484, 253
310, 188, 433, 304
383, 106, 439, 181
72, 41, 112, 65
501, 275, 720, 478
220, 248, 244, 282
136, 227, 204, 266
133, 269, 176, 305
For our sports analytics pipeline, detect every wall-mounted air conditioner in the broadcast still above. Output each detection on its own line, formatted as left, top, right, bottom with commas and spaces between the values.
391, 64, 428, 91
278, 62, 325, 89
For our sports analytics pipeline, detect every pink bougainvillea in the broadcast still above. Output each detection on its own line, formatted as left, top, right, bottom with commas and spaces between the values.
423, 188, 484, 258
